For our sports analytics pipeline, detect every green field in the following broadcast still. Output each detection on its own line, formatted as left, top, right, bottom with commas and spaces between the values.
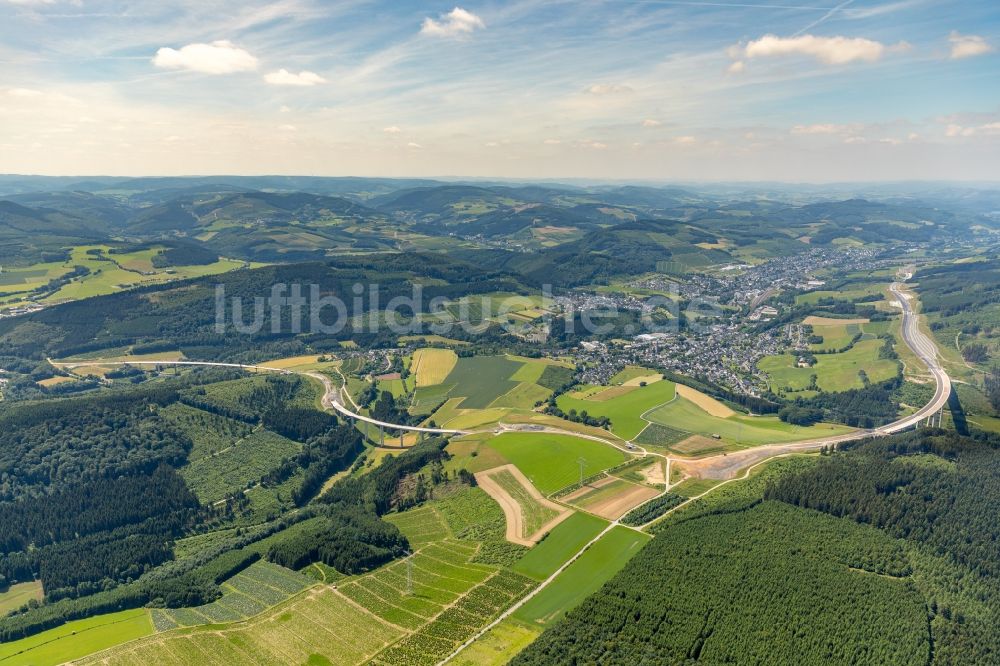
452, 618, 542, 666
512, 512, 609, 580
609, 365, 659, 384
487, 433, 628, 494
514, 526, 650, 625
808, 322, 863, 351
556, 380, 676, 440
490, 381, 552, 409
646, 395, 854, 447
0, 580, 43, 617
759, 338, 899, 393
0, 609, 153, 666
443, 355, 524, 409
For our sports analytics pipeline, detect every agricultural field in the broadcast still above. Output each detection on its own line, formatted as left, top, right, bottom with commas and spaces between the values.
511, 512, 609, 580
634, 422, 691, 449
609, 365, 662, 385
513, 526, 650, 626
0, 244, 249, 309
451, 618, 542, 666
807, 320, 865, 351
486, 432, 628, 494
556, 379, 676, 439
646, 394, 854, 448
411, 348, 458, 386
758, 338, 899, 393
0, 608, 153, 666
150, 561, 314, 631
562, 477, 660, 520
159, 402, 254, 461
440, 355, 523, 409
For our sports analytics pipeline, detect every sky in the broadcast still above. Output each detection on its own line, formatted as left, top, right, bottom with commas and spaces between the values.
0, 0, 997, 181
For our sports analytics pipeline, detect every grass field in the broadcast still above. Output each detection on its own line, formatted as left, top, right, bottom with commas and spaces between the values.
443, 355, 524, 409
487, 433, 628, 495
514, 526, 650, 625
512, 512, 609, 580
565, 477, 658, 519
609, 365, 660, 384
452, 618, 542, 666
0, 580, 43, 616
556, 380, 676, 440
412, 348, 458, 387
634, 422, 690, 449
0, 608, 153, 666
646, 395, 854, 448
807, 322, 863, 351
758, 338, 899, 393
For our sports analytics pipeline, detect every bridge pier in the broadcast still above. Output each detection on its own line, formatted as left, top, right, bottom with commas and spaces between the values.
400, 431, 404, 447
379, 424, 384, 446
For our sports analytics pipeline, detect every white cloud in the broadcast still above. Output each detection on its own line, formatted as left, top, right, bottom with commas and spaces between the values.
407, 142, 422, 148
738, 34, 903, 65
948, 32, 994, 59
420, 7, 485, 38
279, 105, 292, 113
674, 136, 696, 144
264, 69, 326, 86
278, 124, 296, 131
484, 141, 499, 147
641, 119, 661, 127
791, 123, 849, 134
727, 61, 745, 74
946, 121, 1000, 137
588, 141, 608, 149
153, 40, 258, 75
543, 138, 561, 145
586, 83, 632, 95
382, 125, 401, 134
7, 87, 43, 97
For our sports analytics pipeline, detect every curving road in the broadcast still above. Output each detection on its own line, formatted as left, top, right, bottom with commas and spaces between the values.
53, 359, 470, 436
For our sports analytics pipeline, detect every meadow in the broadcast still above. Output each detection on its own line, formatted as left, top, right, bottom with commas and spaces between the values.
556, 380, 676, 440
511, 512, 609, 580
442, 355, 523, 409
513, 526, 650, 625
0, 608, 153, 666
758, 338, 899, 393
486, 433, 628, 494
646, 395, 854, 448
0, 580, 43, 616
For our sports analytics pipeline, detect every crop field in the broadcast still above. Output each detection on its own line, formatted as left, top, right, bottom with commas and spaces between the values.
339, 540, 495, 630
634, 422, 689, 449
179, 429, 301, 503
150, 561, 314, 631
514, 526, 650, 625
0, 608, 153, 666
442, 355, 524, 409
0, 580, 43, 616
385, 505, 453, 548
758, 338, 899, 393
647, 395, 853, 447
556, 379, 676, 439
371, 569, 536, 665
564, 477, 660, 520
411, 348, 458, 386
511, 512, 608, 580
489, 381, 551, 409
487, 433, 628, 495
82, 587, 406, 665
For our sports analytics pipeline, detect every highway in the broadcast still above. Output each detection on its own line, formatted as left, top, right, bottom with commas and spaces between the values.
52, 359, 470, 436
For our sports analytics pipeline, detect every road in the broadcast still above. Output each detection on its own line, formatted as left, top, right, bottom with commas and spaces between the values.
52, 359, 470, 436
677, 278, 951, 479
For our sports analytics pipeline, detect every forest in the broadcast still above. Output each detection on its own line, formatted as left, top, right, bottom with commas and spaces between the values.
516, 429, 1000, 665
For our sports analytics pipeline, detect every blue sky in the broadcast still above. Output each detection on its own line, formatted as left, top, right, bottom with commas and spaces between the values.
0, 0, 997, 180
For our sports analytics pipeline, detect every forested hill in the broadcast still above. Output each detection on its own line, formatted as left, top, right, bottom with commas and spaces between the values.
514, 429, 1000, 666
0, 253, 531, 362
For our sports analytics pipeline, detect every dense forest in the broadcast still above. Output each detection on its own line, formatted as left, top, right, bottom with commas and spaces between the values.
516, 429, 1000, 665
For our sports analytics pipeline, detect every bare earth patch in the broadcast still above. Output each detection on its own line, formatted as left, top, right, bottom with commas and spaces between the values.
475, 464, 571, 546
622, 374, 663, 387
639, 461, 666, 485
675, 384, 735, 418
589, 385, 638, 401
802, 315, 870, 326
